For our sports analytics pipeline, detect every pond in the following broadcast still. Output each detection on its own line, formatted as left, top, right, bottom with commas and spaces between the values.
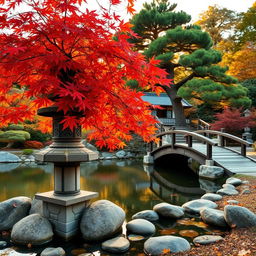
0, 159, 227, 255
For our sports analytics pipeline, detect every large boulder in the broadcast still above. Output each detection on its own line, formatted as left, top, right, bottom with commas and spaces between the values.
132, 210, 159, 222
199, 178, 222, 193
199, 165, 224, 180
182, 199, 218, 214
29, 198, 43, 215
144, 236, 191, 255
102, 237, 130, 253
224, 205, 256, 228
80, 200, 125, 241
0, 151, 21, 163
11, 213, 53, 245
0, 196, 32, 231
126, 219, 155, 236
153, 203, 184, 219
200, 208, 228, 227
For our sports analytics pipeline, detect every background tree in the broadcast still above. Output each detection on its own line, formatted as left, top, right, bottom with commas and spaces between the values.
0, 0, 170, 150
241, 79, 256, 107
196, 5, 238, 47
211, 108, 255, 135
0, 125, 30, 148
130, 0, 250, 126
235, 2, 256, 49
228, 43, 256, 80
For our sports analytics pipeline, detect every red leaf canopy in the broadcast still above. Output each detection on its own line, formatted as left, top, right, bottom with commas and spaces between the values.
0, 0, 170, 149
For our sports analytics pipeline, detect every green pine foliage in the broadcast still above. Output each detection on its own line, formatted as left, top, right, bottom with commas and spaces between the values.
130, 0, 251, 125
241, 79, 256, 107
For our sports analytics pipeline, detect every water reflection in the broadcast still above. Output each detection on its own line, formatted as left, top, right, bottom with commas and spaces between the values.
0, 160, 223, 217
0, 159, 227, 255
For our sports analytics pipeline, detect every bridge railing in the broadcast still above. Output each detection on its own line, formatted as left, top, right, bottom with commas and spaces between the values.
197, 119, 211, 130
196, 130, 253, 157
150, 130, 217, 160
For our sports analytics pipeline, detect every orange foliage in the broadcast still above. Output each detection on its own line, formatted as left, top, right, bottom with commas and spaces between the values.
24, 140, 44, 149
228, 43, 256, 81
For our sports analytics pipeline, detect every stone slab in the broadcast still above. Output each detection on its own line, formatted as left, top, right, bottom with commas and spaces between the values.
35, 190, 98, 206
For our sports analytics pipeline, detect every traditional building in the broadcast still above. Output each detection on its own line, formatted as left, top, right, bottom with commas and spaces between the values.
142, 92, 192, 126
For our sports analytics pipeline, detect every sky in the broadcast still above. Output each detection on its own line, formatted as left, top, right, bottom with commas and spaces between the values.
90, 0, 255, 22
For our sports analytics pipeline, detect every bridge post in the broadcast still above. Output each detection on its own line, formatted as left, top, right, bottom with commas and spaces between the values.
206, 143, 212, 160
171, 133, 176, 147
241, 144, 247, 157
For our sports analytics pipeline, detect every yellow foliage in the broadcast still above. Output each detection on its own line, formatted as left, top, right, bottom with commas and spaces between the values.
228, 43, 256, 80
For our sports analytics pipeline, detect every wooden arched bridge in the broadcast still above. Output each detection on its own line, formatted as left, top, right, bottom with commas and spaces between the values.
148, 129, 256, 175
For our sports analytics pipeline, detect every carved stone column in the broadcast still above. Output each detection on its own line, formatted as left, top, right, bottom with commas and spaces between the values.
35, 106, 98, 240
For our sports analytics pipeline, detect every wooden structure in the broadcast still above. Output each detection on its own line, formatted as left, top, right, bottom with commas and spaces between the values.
142, 92, 192, 126
149, 129, 256, 175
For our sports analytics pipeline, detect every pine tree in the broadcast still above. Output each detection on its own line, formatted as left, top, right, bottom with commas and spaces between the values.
130, 0, 250, 127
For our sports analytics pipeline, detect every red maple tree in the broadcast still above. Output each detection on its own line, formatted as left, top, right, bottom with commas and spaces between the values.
0, 0, 170, 149
211, 108, 255, 133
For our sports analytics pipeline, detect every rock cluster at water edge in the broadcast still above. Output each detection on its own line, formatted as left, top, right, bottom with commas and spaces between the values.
80, 200, 125, 241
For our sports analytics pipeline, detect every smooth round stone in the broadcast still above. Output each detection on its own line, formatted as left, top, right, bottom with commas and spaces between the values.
41, 247, 65, 256
144, 235, 191, 255
193, 235, 223, 245
80, 200, 125, 241
182, 199, 218, 214
222, 184, 236, 190
128, 234, 145, 241
217, 188, 239, 196
132, 210, 159, 222
126, 219, 155, 235
0, 196, 32, 231
227, 200, 239, 205
11, 214, 53, 245
102, 237, 130, 253
224, 205, 256, 228
0, 241, 7, 248
242, 180, 249, 184
225, 177, 242, 186
201, 193, 222, 201
29, 198, 43, 215
241, 189, 251, 194
153, 203, 184, 218
200, 208, 227, 227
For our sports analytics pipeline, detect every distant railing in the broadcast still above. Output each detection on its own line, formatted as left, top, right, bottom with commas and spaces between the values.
196, 130, 252, 157
150, 130, 217, 160
197, 119, 211, 130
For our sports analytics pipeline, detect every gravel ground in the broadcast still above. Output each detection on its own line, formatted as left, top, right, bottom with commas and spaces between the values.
172, 175, 256, 256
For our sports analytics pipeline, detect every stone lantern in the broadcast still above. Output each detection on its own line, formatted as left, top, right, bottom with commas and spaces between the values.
242, 109, 253, 143
35, 106, 98, 240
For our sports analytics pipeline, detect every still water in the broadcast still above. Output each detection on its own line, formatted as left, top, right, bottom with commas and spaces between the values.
0, 159, 226, 255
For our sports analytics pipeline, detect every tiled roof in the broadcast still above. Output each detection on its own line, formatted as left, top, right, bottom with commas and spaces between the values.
142, 92, 192, 107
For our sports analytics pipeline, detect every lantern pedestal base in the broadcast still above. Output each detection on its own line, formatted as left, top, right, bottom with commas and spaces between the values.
35, 190, 98, 240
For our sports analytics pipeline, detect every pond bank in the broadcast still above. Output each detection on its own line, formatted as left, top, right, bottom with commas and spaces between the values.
173, 174, 256, 256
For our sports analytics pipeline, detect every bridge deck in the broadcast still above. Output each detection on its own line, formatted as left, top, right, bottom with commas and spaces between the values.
178, 143, 256, 175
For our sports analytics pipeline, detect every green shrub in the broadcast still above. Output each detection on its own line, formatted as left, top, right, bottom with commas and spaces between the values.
8, 124, 24, 130
22, 149, 34, 155
24, 128, 51, 143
